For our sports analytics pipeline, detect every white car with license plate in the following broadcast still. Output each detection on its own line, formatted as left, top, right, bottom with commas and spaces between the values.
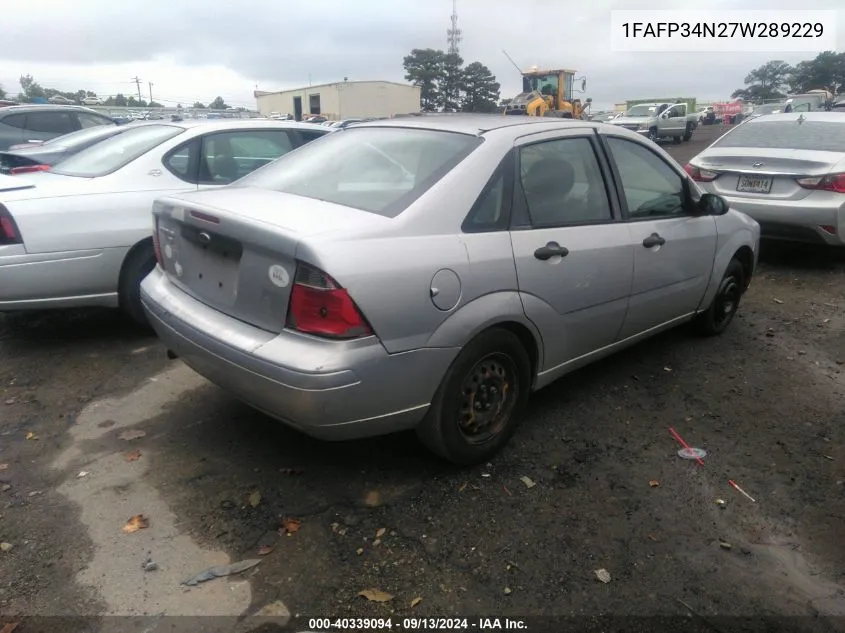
0, 120, 329, 323
685, 112, 845, 246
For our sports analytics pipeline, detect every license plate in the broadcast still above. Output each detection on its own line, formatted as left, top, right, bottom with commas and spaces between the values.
737, 174, 773, 194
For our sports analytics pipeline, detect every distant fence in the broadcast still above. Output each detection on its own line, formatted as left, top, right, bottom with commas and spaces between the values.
85, 106, 262, 119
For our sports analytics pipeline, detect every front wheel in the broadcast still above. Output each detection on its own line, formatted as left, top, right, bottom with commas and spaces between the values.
416, 328, 531, 465
683, 122, 694, 141
647, 127, 659, 142
693, 259, 745, 336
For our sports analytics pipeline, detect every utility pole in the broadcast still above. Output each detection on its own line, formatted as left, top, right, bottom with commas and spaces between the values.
148, 82, 154, 105
131, 76, 142, 103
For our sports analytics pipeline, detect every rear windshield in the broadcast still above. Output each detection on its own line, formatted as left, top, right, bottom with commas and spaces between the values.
40, 124, 124, 148
51, 124, 184, 177
235, 127, 481, 217
714, 119, 845, 152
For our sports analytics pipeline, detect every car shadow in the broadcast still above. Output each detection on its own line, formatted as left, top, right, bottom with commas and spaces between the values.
758, 240, 845, 270
0, 307, 154, 347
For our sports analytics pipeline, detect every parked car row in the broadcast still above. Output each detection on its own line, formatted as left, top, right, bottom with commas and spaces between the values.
12, 109, 845, 464
0, 119, 331, 323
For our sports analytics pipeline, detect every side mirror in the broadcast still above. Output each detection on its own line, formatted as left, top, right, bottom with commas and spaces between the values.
699, 193, 729, 216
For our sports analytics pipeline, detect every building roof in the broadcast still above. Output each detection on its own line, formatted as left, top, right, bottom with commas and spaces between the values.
254, 80, 418, 98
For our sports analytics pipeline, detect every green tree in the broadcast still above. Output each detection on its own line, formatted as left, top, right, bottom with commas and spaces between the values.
403, 48, 445, 111
19, 74, 46, 102
731, 60, 791, 102
209, 96, 228, 110
788, 51, 845, 94
460, 62, 500, 113
439, 52, 464, 111
148, 100, 163, 108
113, 93, 128, 107
192, 101, 206, 109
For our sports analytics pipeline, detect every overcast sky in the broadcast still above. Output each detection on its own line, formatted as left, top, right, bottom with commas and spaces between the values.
1, 0, 843, 111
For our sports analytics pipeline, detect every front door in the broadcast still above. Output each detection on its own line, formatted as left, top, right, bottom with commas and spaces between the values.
602, 134, 718, 339
509, 131, 634, 374
666, 104, 687, 134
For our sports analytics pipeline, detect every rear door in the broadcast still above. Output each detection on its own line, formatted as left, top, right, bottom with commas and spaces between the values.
23, 110, 79, 144
602, 133, 717, 339
509, 129, 634, 373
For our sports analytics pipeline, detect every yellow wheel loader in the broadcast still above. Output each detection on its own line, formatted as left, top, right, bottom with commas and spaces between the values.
503, 67, 592, 119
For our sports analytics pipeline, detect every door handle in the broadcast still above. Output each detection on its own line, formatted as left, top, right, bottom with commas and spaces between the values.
534, 241, 570, 261
642, 233, 666, 248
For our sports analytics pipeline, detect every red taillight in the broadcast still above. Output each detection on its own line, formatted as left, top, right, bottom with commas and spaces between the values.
0, 205, 22, 245
9, 164, 50, 175
684, 163, 718, 182
796, 173, 845, 194
286, 263, 372, 339
151, 219, 163, 266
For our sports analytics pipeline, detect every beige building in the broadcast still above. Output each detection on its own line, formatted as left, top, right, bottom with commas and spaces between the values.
254, 80, 421, 120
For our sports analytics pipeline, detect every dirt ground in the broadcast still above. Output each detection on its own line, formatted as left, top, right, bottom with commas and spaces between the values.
1, 124, 844, 633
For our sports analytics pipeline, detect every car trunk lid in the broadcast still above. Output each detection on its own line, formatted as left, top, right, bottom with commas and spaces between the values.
154, 186, 389, 333
693, 148, 845, 200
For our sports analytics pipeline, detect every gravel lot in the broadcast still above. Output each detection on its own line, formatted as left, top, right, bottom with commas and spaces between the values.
1, 123, 844, 633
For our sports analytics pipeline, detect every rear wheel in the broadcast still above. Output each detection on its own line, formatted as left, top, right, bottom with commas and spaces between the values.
693, 258, 744, 336
673, 135, 682, 144
118, 241, 156, 327
416, 328, 531, 465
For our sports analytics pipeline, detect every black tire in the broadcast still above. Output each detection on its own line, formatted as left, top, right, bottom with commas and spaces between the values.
673, 135, 682, 145
693, 258, 745, 336
683, 122, 694, 141
416, 328, 532, 465
647, 127, 659, 142
118, 241, 156, 327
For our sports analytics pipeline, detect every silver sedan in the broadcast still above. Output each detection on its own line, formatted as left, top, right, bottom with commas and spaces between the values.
0, 119, 329, 323
685, 112, 845, 246
141, 114, 760, 464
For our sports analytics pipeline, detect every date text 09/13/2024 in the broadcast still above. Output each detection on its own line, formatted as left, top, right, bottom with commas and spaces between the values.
306, 617, 528, 630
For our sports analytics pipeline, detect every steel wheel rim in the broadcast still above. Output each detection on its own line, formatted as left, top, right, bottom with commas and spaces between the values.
456, 352, 518, 445
714, 275, 741, 327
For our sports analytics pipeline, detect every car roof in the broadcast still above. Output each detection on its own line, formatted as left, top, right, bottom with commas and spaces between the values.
110, 119, 331, 133
351, 113, 602, 136
0, 104, 109, 116
742, 111, 845, 122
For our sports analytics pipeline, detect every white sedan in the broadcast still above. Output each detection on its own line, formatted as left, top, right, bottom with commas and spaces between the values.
0, 119, 329, 324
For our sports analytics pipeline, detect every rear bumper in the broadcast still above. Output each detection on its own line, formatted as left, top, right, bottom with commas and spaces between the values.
0, 247, 122, 310
712, 193, 845, 247
140, 267, 459, 441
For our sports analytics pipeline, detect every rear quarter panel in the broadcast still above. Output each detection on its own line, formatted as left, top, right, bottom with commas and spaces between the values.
7, 189, 182, 253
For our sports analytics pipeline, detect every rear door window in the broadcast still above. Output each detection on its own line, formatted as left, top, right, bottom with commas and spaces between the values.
25, 111, 78, 135
198, 130, 298, 185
